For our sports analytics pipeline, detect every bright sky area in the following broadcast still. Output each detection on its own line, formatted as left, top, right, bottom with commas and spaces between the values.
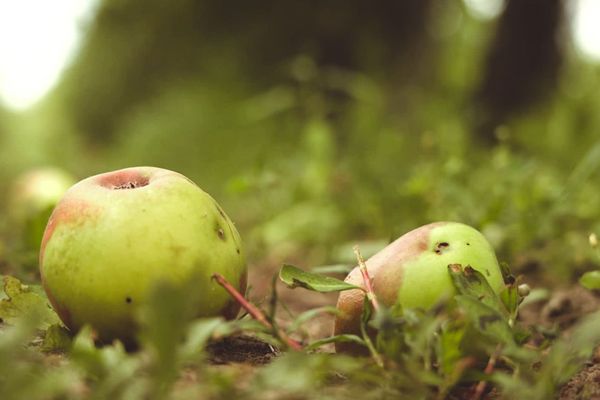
0, 0, 598, 111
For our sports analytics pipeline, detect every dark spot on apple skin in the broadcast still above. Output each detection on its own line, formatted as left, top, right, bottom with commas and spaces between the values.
236, 248, 240, 254
466, 242, 471, 246
125, 297, 132, 304
215, 214, 233, 242
485, 270, 491, 277
434, 242, 450, 255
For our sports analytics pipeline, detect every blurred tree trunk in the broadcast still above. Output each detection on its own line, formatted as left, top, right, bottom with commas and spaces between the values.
54, 0, 433, 145
475, 0, 566, 143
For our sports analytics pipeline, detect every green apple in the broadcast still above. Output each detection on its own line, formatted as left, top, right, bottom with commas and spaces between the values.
39, 166, 246, 343
8, 167, 75, 255
334, 221, 504, 353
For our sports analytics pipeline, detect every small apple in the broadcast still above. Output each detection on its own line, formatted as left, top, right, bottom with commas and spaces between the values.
39, 166, 246, 343
334, 222, 504, 353
8, 167, 75, 255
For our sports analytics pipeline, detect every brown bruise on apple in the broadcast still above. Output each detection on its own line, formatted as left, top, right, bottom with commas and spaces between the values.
333, 222, 445, 354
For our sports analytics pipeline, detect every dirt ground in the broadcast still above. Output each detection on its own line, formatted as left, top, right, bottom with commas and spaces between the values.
524, 286, 600, 400
204, 260, 600, 400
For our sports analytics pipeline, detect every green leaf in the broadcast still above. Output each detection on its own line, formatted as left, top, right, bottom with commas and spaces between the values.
179, 317, 226, 360
0, 275, 60, 329
41, 323, 72, 353
499, 261, 515, 285
500, 284, 519, 319
305, 334, 366, 351
439, 326, 466, 376
309, 264, 353, 274
372, 307, 407, 360
579, 270, 600, 290
455, 295, 515, 346
279, 264, 362, 292
70, 325, 141, 396
255, 352, 363, 394
448, 265, 509, 318
359, 298, 384, 366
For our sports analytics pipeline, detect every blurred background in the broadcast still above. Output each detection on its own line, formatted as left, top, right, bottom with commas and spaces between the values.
1, 0, 599, 285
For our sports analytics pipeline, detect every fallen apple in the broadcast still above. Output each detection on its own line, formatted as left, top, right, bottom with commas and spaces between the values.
334, 221, 504, 353
39, 166, 246, 343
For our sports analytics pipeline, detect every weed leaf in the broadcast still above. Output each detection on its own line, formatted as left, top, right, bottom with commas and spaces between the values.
305, 334, 366, 351
279, 264, 362, 292
579, 270, 600, 290
0, 275, 60, 329
448, 264, 509, 318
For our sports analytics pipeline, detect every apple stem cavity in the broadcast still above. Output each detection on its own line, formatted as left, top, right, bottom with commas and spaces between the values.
112, 181, 146, 190
353, 245, 380, 312
212, 273, 303, 351
98, 171, 150, 190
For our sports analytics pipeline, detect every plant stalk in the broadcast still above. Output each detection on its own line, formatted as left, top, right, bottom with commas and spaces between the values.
353, 245, 380, 312
212, 273, 303, 351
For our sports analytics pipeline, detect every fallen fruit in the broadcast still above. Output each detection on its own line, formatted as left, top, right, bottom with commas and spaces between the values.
334, 221, 504, 353
39, 166, 246, 343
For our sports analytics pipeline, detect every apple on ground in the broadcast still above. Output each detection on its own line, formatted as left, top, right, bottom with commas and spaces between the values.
334, 221, 505, 353
39, 166, 247, 344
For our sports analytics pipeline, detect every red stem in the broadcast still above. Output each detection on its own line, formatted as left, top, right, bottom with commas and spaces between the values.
471, 344, 502, 400
212, 273, 303, 351
353, 245, 380, 312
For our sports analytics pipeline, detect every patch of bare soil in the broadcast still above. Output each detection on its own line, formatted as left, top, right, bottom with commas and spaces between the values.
518, 286, 600, 400
247, 260, 340, 342
207, 335, 279, 365
519, 286, 600, 331
560, 363, 600, 400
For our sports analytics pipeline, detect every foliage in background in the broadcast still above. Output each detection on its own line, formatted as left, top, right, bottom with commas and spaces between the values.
1, 1, 600, 398
0, 1, 598, 274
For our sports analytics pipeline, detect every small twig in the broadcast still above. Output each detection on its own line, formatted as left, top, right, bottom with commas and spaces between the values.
471, 344, 502, 400
353, 245, 380, 312
212, 273, 303, 351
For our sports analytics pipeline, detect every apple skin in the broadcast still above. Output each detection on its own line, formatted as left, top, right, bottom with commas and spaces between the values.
39, 166, 246, 343
334, 222, 504, 353
9, 167, 75, 254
